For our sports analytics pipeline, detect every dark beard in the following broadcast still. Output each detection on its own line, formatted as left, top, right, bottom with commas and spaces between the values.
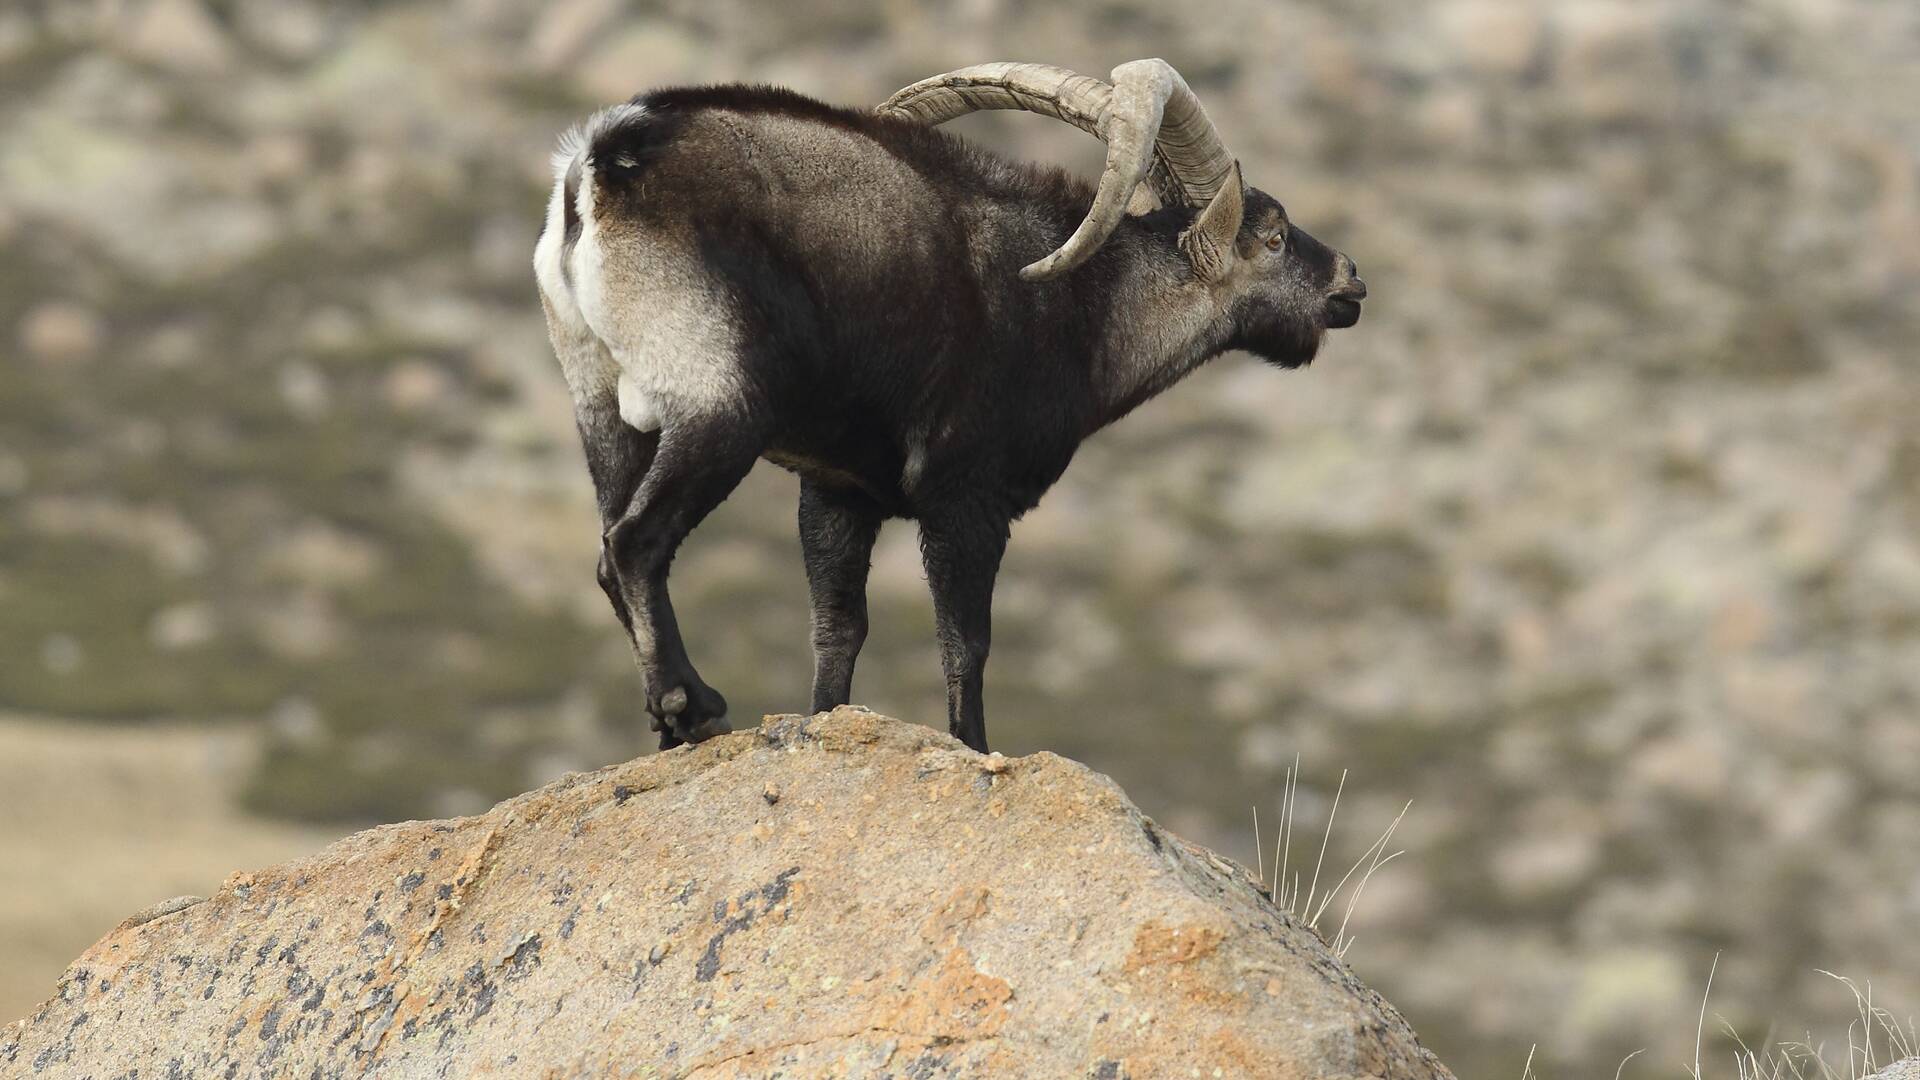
1228, 312, 1323, 369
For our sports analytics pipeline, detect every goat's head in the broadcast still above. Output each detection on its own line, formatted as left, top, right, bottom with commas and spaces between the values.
880, 59, 1366, 366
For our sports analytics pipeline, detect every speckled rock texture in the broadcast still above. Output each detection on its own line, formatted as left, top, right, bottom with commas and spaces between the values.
1870, 1060, 1920, 1080
0, 709, 1451, 1079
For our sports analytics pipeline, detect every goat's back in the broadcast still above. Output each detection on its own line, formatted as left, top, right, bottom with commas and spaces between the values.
565, 89, 1091, 357
534, 87, 1111, 505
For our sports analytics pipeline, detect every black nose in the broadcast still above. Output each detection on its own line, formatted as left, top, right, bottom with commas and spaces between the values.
1332, 256, 1365, 300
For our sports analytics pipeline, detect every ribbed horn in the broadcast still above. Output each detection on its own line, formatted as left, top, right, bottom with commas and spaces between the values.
879, 59, 1240, 281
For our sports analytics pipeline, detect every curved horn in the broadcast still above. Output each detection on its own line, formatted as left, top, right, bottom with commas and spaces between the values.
1118, 60, 1239, 208
878, 59, 1239, 281
878, 61, 1114, 138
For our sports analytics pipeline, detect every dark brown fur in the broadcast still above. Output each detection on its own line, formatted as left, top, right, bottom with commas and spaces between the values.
541, 83, 1366, 751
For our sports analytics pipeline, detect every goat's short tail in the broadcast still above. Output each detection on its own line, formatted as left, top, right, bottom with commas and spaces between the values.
551, 100, 650, 178
553, 102, 650, 260
535, 102, 651, 326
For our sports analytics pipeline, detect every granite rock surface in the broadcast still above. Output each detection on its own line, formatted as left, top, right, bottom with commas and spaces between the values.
0, 708, 1450, 1079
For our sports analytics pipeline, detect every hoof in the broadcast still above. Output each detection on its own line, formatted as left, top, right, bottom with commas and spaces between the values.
645, 675, 728, 750
655, 713, 727, 751
679, 714, 731, 742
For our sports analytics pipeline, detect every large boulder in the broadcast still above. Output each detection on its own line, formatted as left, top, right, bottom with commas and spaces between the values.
1, 709, 1451, 1079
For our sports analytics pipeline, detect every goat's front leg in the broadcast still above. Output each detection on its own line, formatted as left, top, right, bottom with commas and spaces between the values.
799, 481, 883, 712
917, 507, 1010, 752
605, 414, 763, 749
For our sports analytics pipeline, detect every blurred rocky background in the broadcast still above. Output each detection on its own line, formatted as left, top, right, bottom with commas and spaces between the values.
0, 0, 1915, 1074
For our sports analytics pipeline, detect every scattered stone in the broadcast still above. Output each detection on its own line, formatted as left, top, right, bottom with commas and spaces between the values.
576, 24, 709, 103
150, 601, 218, 651
232, 0, 332, 61
1439, 1, 1545, 76
121, 0, 234, 74
268, 697, 328, 749
382, 359, 452, 413
0, 453, 28, 497
278, 361, 332, 420
39, 634, 83, 676
526, 0, 621, 71
19, 301, 105, 364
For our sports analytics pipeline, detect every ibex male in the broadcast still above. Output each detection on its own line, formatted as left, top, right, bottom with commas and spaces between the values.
534, 60, 1367, 752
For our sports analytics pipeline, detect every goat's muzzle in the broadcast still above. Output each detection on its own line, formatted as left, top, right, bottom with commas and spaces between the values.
1325, 288, 1366, 330
1325, 257, 1366, 329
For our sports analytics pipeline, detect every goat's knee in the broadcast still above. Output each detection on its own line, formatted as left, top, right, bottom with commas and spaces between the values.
936, 629, 989, 682
604, 516, 672, 584
811, 605, 868, 654
596, 546, 633, 631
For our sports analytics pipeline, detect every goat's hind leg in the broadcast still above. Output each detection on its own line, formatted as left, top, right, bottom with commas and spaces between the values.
576, 396, 659, 640
605, 410, 764, 748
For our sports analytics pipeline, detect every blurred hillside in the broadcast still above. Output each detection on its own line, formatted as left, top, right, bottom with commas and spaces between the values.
1, 0, 1917, 1074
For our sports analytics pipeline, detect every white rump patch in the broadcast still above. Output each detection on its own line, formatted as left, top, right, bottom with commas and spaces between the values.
535, 102, 653, 402
532, 184, 577, 329
535, 102, 650, 324
534, 99, 745, 430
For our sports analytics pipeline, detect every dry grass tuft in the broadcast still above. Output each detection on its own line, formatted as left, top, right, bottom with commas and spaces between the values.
1252, 758, 1410, 960
1514, 962, 1915, 1079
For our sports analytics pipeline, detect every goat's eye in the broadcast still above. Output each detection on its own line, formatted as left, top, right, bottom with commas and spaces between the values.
1264, 233, 1286, 252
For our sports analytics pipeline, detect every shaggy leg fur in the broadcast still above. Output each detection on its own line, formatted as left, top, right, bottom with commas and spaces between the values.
799, 482, 883, 712
917, 507, 1010, 752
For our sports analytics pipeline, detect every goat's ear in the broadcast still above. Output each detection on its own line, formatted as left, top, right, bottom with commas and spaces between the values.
1179, 161, 1245, 283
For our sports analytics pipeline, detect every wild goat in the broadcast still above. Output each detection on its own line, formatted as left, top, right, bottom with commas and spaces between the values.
534, 60, 1366, 753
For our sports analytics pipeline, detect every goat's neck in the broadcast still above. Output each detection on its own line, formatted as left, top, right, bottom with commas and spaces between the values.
1085, 247, 1232, 432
